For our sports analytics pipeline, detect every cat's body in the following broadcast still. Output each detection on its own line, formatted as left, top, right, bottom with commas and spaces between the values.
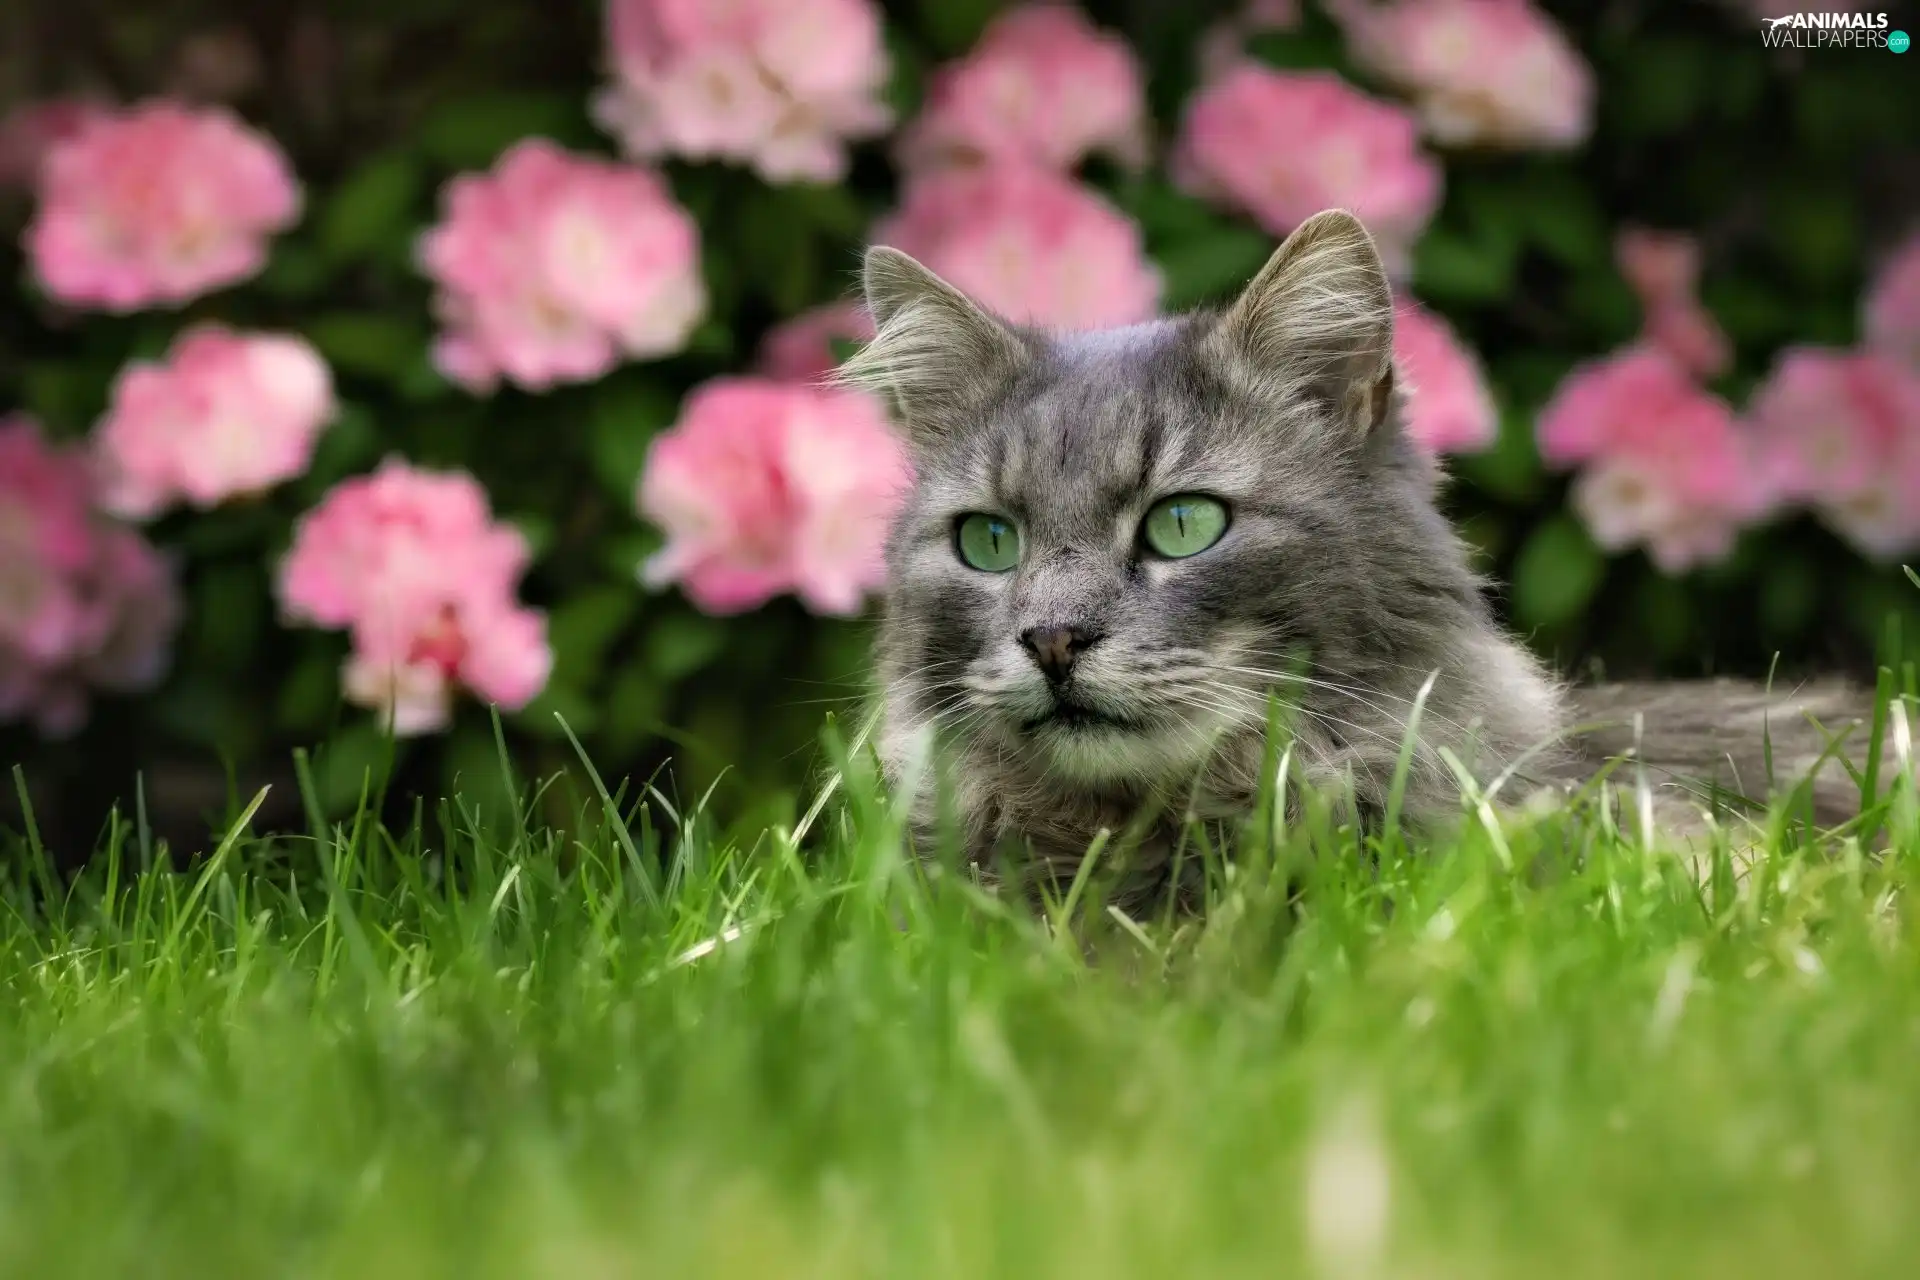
843, 211, 1903, 890
1566, 677, 1893, 835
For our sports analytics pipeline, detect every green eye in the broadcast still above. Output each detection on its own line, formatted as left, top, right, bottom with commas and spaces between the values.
956, 513, 1021, 572
1143, 494, 1229, 559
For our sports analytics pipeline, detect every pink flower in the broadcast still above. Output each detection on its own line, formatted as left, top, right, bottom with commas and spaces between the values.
25, 101, 300, 311
874, 164, 1160, 328
1393, 298, 1496, 453
1173, 66, 1440, 274
0, 98, 108, 190
897, 5, 1147, 175
1865, 229, 1920, 372
1615, 228, 1731, 380
1333, 0, 1593, 151
94, 325, 335, 519
1537, 348, 1769, 572
757, 302, 875, 383
279, 459, 551, 734
0, 416, 180, 737
639, 377, 910, 616
594, 0, 892, 184
417, 139, 706, 394
1746, 348, 1920, 559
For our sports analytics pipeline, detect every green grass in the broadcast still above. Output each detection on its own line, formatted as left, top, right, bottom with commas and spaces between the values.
2, 711, 1919, 1280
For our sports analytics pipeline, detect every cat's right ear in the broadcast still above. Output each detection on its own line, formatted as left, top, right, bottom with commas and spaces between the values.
839, 247, 1029, 450
1209, 209, 1396, 445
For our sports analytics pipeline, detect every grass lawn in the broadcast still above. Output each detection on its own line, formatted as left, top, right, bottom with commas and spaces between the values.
2, 713, 1918, 1280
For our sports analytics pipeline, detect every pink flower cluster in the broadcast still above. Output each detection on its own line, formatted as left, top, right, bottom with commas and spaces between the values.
1616, 228, 1731, 380
26, 101, 301, 311
897, 5, 1147, 175
0, 417, 180, 737
1748, 349, 1920, 559
1541, 220, 1920, 568
1174, 66, 1441, 274
278, 461, 552, 735
1333, 0, 1593, 151
594, 0, 892, 184
95, 326, 335, 520
639, 378, 909, 616
1865, 230, 1920, 372
417, 139, 706, 395
1394, 297, 1496, 454
875, 165, 1160, 329
1538, 349, 1768, 572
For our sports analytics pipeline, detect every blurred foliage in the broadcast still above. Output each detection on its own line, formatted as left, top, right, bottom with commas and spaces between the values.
1, 0, 1917, 850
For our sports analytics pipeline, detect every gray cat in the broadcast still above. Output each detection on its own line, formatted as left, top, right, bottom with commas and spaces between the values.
842, 209, 1902, 890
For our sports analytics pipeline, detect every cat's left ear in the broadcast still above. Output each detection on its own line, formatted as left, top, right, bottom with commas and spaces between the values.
1211, 209, 1396, 440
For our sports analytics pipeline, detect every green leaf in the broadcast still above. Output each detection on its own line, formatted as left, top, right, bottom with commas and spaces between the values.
20, 362, 109, 434
590, 381, 680, 499
397, 351, 455, 403
606, 530, 664, 583
255, 244, 332, 300
1122, 182, 1239, 241
1154, 228, 1274, 310
783, 181, 869, 240
190, 564, 266, 672
1562, 271, 1639, 345
303, 402, 381, 493
1613, 38, 1705, 136
687, 317, 735, 359
307, 313, 429, 381
1758, 552, 1819, 641
1413, 226, 1517, 304
645, 612, 728, 681
513, 684, 601, 740
151, 678, 252, 754
174, 500, 279, 556
733, 187, 820, 313
1451, 406, 1542, 505
315, 722, 401, 816
912, 0, 1000, 55
1705, 277, 1793, 348
603, 664, 666, 756
883, 27, 927, 121
276, 647, 344, 735
1247, 27, 1347, 71
1519, 177, 1607, 269
1512, 514, 1606, 631
507, 513, 556, 561
1768, 188, 1857, 287
1630, 572, 1696, 662
319, 152, 422, 265
548, 586, 639, 686
417, 91, 584, 169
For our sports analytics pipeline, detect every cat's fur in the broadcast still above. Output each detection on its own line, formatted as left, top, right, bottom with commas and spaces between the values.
841, 210, 1904, 888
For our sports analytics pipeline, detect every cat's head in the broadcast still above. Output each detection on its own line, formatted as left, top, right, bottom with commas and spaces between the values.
846, 210, 1479, 790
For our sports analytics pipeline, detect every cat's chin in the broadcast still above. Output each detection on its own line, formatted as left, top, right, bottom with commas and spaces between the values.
1024, 716, 1237, 787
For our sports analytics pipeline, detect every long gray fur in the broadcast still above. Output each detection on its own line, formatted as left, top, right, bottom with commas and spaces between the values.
840, 210, 1904, 889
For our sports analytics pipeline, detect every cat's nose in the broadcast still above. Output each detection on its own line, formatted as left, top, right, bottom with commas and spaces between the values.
1020, 625, 1100, 683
